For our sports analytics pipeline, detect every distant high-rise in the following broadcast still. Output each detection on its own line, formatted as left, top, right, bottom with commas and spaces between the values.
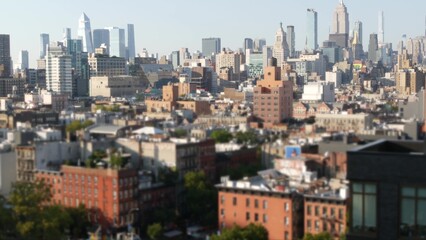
353, 21, 363, 45
63, 28, 71, 41
40, 33, 50, 59
332, 0, 349, 34
273, 22, 289, 67
46, 42, 72, 95
127, 24, 136, 59
179, 48, 190, 66
0, 34, 11, 77
287, 26, 295, 57
378, 11, 385, 45
18, 50, 29, 70
202, 38, 221, 58
306, 9, 318, 52
243, 38, 254, 51
77, 13, 94, 53
368, 33, 379, 62
171, 51, 180, 69
107, 27, 125, 58
93, 29, 110, 51
254, 38, 266, 52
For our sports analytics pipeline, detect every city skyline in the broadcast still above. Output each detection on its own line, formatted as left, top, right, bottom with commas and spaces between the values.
1, 0, 426, 67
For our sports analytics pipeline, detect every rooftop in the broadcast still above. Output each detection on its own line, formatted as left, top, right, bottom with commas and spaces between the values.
350, 139, 426, 155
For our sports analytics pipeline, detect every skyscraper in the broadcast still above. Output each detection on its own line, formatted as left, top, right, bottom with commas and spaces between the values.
287, 26, 295, 58
368, 33, 378, 62
243, 38, 254, 51
272, 23, 289, 67
254, 38, 266, 52
63, 28, 71, 41
306, 9, 318, 53
107, 27, 125, 58
127, 24, 136, 60
202, 38, 221, 58
46, 42, 72, 95
378, 11, 385, 45
40, 33, 50, 59
77, 13, 94, 53
93, 29, 110, 50
171, 51, 180, 69
18, 50, 29, 70
0, 34, 11, 78
332, 0, 349, 34
353, 21, 363, 45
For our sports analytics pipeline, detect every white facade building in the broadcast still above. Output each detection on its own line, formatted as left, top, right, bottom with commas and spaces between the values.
302, 82, 335, 103
45, 43, 72, 95
326, 70, 343, 88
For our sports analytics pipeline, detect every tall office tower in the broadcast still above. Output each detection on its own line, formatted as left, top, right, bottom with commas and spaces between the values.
306, 9, 318, 53
45, 42, 72, 95
93, 29, 110, 50
127, 24, 136, 59
353, 21, 363, 45
179, 48, 190, 66
368, 33, 378, 62
332, 0, 349, 34
63, 28, 71, 41
352, 32, 364, 60
262, 45, 273, 68
202, 38, 221, 58
171, 51, 180, 69
77, 13, 94, 53
18, 50, 29, 70
107, 27, 125, 58
286, 26, 295, 58
67, 39, 90, 96
378, 11, 385, 46
40, 33, 50, 59
0, 34, 11, 78
243, 38, 254, 51
273, 22, 289, 67
254, 38, 266, 52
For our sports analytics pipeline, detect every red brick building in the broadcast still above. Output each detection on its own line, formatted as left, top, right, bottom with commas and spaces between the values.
216, 171, 304, 240
304, 193, 347, 238
36, 165, 138, 230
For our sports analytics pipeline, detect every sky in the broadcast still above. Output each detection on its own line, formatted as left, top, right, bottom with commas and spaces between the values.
1, 0, 426, 68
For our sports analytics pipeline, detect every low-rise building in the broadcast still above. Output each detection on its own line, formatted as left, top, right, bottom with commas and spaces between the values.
315, 113, 373, 133
89, 75, 146, 98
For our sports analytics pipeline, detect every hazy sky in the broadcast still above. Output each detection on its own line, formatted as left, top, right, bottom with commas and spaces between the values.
2, 0, 425, 67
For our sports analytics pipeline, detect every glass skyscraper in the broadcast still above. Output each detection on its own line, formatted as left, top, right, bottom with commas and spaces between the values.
107, 27, 126, 58
202, 38, 221, 59
93, 29, 110, 52
0, 34, 11, 77
77, 13, 94, 53
127, 24, 136, 60
287, 26, 295, 58
306, 9, 318, 52
40, 33, 50, 59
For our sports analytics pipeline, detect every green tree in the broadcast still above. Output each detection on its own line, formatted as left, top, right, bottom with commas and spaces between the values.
184, 171, 217, 225
210, 129, 233, 143
66, 205, 90, 239
212, 224, 268, 240
110, 153, 124, 169
303, 232, 332, 240
235, 131, 257, 144
66, 120, 94, 133
147, 223, 163, 240
0, 194, 15, 239
9, 181, 71, 240
173, 129, 187, 138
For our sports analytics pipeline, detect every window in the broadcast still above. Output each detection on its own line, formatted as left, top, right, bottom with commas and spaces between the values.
352, 182, 377, 234
254, 199, 259, 208
315, 220, 320, 231
314, 206, 319, 216
246, 198, 250, 207
331, 208, 335, 217
285, 202, 289, 212
284, 217, 289, 226
263, 214, 268, 223
254, 213, 259, 222
220, 195, 225, 204
263, 200, 268, 209
307, 219, 312, 231
220, 209, 225, 217
339, 208, 344, 220
233, 197, 237, 206
400, 186, 426, 237
246, 212, 250, 221
284, 231, 289, 240
307, 205, 312, 215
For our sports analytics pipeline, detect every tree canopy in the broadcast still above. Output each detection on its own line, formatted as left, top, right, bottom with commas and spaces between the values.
66, 120, 94, 133
210, 129, 233, 143
147, 223, 163, 240
212, 223, 268, 240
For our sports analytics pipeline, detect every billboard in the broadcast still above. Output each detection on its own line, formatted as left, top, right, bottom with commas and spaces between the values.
284, 145, 302, 159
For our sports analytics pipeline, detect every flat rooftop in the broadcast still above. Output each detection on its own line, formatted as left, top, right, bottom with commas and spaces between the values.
350, 139, 426, 155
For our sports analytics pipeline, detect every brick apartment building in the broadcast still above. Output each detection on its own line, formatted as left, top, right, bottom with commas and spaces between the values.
253, 60, 294, 128
36, 165, 138, 230
216, 170, 304, 240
